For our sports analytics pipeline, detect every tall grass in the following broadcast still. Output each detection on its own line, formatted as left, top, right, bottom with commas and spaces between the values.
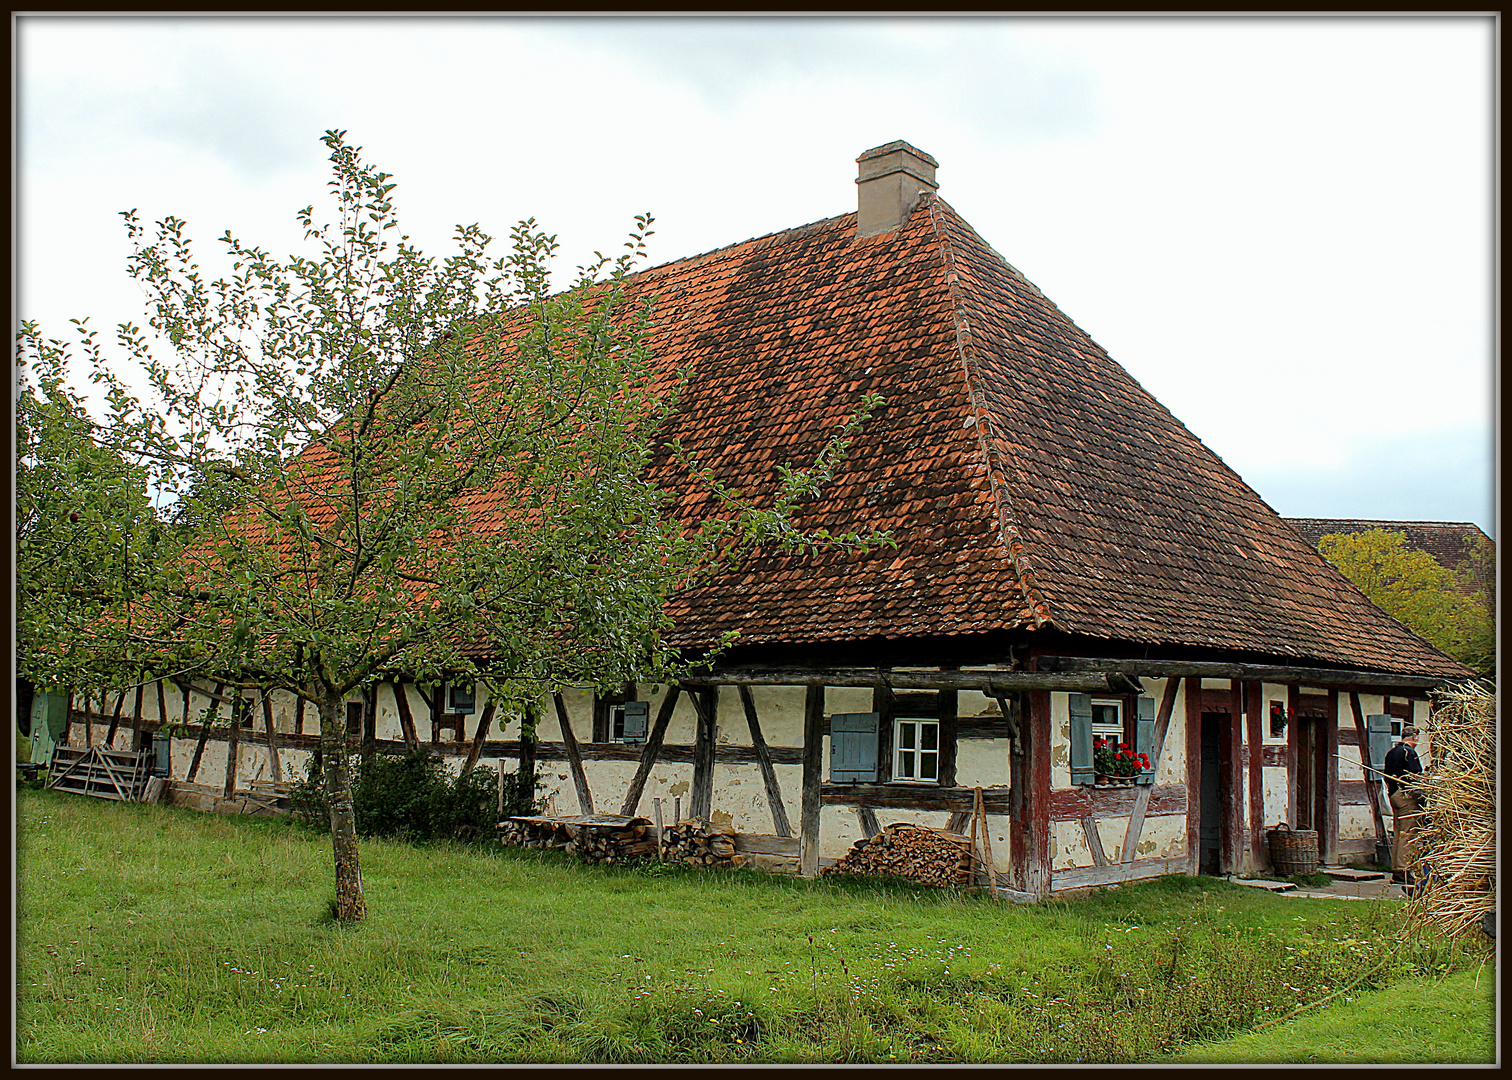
15, 788, 1488, 1063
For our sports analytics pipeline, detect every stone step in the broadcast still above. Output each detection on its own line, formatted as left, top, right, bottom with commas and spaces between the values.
1227, 876, 1297, 892
1324, 866, 1387, 882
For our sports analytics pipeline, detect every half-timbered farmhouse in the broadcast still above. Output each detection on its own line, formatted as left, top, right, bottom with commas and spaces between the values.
59, 141, 1472, 898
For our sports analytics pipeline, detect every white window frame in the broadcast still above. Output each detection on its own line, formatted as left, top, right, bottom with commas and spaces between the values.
1091, 698, 1123, 742
609, 704, 633, 743
893, 718, 940, 783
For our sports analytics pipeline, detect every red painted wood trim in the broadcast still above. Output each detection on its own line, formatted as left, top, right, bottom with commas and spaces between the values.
1338, 780, 1374, 804
1184, 677, 1202, 875
1323, 689, 1339, 864
1286, 684, 1300, 827
1014, 689, 1053, 896
1049, 782, 1187, 820
1262, 744, 1287, 768
1246, 681, 1264, 868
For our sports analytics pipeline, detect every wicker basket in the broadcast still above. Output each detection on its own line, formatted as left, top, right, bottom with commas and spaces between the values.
1267, 822, 1319, 875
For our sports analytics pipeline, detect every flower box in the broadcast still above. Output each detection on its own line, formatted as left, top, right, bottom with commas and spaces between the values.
1094, 774, 1137, 787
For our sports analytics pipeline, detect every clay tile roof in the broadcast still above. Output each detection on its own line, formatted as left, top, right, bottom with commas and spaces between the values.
1285, 518, 1496, 599
600, 195, 1469, 680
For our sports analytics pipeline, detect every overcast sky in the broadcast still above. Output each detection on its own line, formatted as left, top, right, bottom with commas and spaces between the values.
16, 14, 1496, 538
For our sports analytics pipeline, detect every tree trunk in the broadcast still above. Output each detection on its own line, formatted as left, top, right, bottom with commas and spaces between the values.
319, 692, 366, 922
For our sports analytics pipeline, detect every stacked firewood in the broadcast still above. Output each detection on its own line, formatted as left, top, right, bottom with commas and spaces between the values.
660, 819, 748, 868
498, 814, 656, 865
570, 817, 657, 865
822, 822, 974, 888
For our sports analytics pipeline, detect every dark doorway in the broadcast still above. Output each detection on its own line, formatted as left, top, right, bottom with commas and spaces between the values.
1199, 713, 1226, 876
1292, 714, 1328, 836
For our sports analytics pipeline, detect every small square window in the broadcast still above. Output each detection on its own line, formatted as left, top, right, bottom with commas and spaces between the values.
1091, 699, 1123, 741
894, 718, 939, 782
447, 681, 476, 715
610, 701, 649, 744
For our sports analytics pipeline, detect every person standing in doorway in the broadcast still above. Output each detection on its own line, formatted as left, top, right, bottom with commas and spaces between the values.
1384, 726, 1424, 885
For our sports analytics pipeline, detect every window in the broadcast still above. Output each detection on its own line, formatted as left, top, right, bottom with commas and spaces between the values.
345, 701, 364, 737
446, 681, 476, 715
894, 718, 939, 782
1091, 699, 1123, 742
610, 701, 649, 744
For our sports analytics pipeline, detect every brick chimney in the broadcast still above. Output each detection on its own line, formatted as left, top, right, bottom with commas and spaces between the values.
856, 140, 939, 237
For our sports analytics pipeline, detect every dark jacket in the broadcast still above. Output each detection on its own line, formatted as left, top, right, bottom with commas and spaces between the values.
1383, 741, 1422, 796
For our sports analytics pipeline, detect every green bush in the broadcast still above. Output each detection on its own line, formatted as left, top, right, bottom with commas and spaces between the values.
290, 750, 541, 842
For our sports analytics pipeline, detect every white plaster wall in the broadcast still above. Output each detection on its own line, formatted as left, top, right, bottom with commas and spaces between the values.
1340, 804, 1376, 839
1052, 813, 1187, 870
1261, 766, 1288, 829
1338, 739, 1365, 781
1154, 679, 1187, 785
956, 739, 1010, 788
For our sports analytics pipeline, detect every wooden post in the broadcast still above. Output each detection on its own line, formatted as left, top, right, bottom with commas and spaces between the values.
1184, 677, 1203, 875
800, 684, 825, 878
262, 691, 283, 783
1246, 681, 1265, 869
619, 686, 680, 817
129, 682, 146, 751
461, 698, 497, 777
224, 694, 242, 799
1323, 689, 1340, 866
294, 695, 306, 737
1082, 817, 1109, 867
688, 688, 716, 823
1348, 691, 1390, 847
856, 806, 880, 838
1225, 681, 1245, 873
517, 702, 539, 810
393, 680, 420, 752
937, 688, 958, 788
1011, 689, 1052, 896
738, 685, 792, 838
155, 678, 169, 732
554, 693, 594, 814
976, 786, 997, 899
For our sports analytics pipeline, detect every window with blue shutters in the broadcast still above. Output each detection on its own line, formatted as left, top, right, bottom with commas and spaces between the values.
830, 712, 880, 782
1069, 694, 1094, 786
1366, 714, 1394, 776
612, 701, 650, 744
1134, 695, 1156, 784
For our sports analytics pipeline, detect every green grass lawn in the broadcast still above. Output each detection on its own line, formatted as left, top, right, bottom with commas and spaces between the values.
15, 787, 1495, 1063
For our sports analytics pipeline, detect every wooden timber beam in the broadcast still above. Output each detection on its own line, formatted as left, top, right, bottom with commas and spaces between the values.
619, 687, 680, 817
554, 693, 594, 815
738, 685, 793, 838
679, 668, 1144, 694
1348, 691, 1390, 848
1036, 655, 1453, 693
800, 684, 824, 878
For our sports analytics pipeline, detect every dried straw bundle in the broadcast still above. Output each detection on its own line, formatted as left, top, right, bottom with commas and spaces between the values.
1407, 683, 1496, 942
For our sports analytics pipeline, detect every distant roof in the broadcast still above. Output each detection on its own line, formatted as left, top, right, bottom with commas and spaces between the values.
1285, 518, 1495, 598
573, 195, 1471, 679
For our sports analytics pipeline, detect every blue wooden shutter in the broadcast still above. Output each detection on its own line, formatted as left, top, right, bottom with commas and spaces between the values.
1135, 695, 1157, 785
1069, 694, 1094, 786
1366, 714, 1393, 774
829, 712, 880, 783
621, 700, 650, 744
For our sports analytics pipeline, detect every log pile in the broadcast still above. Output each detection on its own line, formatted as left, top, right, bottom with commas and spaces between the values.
822, 822, 973, 889
659, 819, 748, 868
498, 814, 656, 865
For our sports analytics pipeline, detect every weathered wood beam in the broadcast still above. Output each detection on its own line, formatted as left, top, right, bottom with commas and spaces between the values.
460, 698, 497, 777
261, 691, 283, 784
821, 784, 1011, 814
619, 686, 680, 817
800, 685, 824, 878
128, 682, 145, 751
393, 680, 419, 753
185, 682, 222, 783
856, 806, 881, 838
1052, 855, 1190, 891
1037, 655, 1451, 692
688, 688, 716, 822
223, 694, 241, 799
1050, 782, 1188, 821
104, 691, 127, 748
1081, 817, 1110, 867
738, 685, 792, 838
554, 693, 594, 815
679, 668, 1142, 694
